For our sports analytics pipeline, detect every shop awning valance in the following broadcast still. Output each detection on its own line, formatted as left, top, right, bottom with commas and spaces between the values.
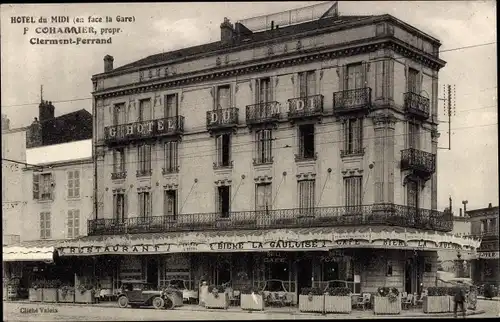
3, 240, 62, 263
57, 226, 482, 257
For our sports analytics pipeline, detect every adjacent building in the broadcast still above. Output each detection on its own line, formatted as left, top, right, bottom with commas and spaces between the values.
57, 3, 480, 301
468, 203, 499, 285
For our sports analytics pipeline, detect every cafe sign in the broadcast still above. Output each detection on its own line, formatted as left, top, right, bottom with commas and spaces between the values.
478, 251, 499, 259
209, 239, 333, 251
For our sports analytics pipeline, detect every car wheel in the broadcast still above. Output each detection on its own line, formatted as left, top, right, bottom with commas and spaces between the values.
118, 296, 129, 308
152, 296, 165, 310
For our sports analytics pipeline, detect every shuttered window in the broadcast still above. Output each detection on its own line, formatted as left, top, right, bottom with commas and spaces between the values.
215, 134, 231, 167
216, 85, 231, 110
138, 191, 152, 219
256, 129, 272, 164
139, 99, 152, 121
408, 68, 420, 93
113, 148, 126, 173
346, 63, 364, 90
164, 141, 178, 173
40, 212, 51, 239
67, 170, 80, 198
344, 176, 362, 208
408, 122, 420, 149
137, 144, 152, 173
165, 94, 178, 118
67, 209, 80, 239
113, 103, 126, 125
343, 119, 363, 155
255, 183, 272, 211
164, 190, 177, 218
113, 193, 125, 222
298, 71, 316, 97
298, 180, 315, 211
33, 173, 40, 199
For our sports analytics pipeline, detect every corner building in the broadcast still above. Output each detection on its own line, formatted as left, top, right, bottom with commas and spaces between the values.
60, 6, 481, 302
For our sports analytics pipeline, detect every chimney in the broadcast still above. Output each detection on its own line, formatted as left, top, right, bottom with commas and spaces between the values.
220, 17, 235, 44
26, 117, 42, 148
39, 100, 55, 123
104, 55, 114, 72
459, 208, 463, 217
449, 196, 452, 214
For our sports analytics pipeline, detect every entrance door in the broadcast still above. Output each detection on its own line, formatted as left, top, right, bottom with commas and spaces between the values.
297, 260, 312, 301
146, 259, 159, 287
405, 258, 413, 294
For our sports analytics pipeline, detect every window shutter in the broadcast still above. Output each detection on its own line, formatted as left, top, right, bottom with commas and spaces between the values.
74, 170, 80, 197
404, 62, 410, 93
67, 210, 73, 238
353, 120, 360, 152
418, 71, 423, 93
307, 71, 316, 96
40, 213, 44, 238
216, 135, 223, 166
362, 62, 368, 88
299, 72, 307, 98
255, 79, 260, 104
342, 65, 348, 91
146, 144, 152, 170
264, 129, 272, 161
33, 173, 40, 199
74, 210, 80, 237
172, 141, 178, 169
46, 213, 51, 238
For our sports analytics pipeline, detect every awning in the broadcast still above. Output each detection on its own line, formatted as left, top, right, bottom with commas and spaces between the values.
3, 240, 62, 263
57, 226, 482, 257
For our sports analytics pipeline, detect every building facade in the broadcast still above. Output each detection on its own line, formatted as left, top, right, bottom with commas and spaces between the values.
2, 123, 28, 244
59, 5, 480, 302
468, 204, 499, 285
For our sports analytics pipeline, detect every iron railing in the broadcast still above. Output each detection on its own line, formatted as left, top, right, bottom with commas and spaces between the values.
287, 95, 324, 119
136, 169, 152, 177
206, 108, 239, 130
333, 88, 372, 114
111, 172, 127, 180
162, 166, 179, 175
401, 148, 436, 176
104, 116, 185, 145
88, 203, 453, 236
404, 92, 430, 119
341, 147, 365, 158
246, 102, 281, 124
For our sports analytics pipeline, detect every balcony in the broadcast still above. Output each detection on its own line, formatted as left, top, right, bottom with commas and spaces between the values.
136, 169, 152, 178
287, 95, 324, 121
162, 166, 179, 175
104, 116, 185, 145
333, 88, 372, 116
404, 92, 430, 119
87, 203, 453, 236
206, 108, 239, 132
401, 148, 436, 179
111, 171, 127, 180
246, 102, 280, 126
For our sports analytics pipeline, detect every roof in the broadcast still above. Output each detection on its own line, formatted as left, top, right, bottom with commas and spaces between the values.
26, 139, 92, 165
41, 109, 92, 146
112, 15, 378, 73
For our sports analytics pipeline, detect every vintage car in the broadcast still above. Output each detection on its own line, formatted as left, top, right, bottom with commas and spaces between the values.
117, 280, 174, 310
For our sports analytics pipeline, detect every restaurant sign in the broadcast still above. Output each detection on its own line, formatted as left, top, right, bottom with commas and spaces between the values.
58, 244, 170, 255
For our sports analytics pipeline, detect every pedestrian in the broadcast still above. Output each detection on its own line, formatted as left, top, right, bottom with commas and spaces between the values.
454, 286, 466, 318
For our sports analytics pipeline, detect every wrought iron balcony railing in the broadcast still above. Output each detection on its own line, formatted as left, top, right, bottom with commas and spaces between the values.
401, 148, 436, 178
104, 116, 185, 145
341, 147, 365, 158
206, 108, 239, 130
287, 95, 324, 119
162, 166, 179, 175
246, 102, 281, 124
111, 171, 127, 180
404, 92, 430, 119
333, 88, 372, 115
136, 169, 152, 177
88, 203, 453, 236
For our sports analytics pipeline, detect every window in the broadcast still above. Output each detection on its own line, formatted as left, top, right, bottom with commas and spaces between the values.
113, 103, 126, 125
257, 78, 272, 104
67, 209, 80, 238
344, 176, 362, 208
298, 180, 315, 213
256, 183, 272, 211
34, 173, 53, 200
255, 129, 272, 164
217, 186, 231, 218
163, 141, 178, 173
406, 180, 419, 208
137, 144, 152, 176
138, 191, 152, 219
113, 193, 125, 222
40, 212, 51, 239
113, 148, 126, 173
298, 71, 316, 97
215, 133, 231, 167
408, 122, 420, 149
346, 63, 364, 90
298, 124, 315, 159
164, 190, 177, 219
490, 218, 497, 233
165, 94, 178, 118
67, 170, 80, 198
408, 67, 419, 93
139, 99, 152, 121
343, 119, 363, 156
216, 85, 231, 110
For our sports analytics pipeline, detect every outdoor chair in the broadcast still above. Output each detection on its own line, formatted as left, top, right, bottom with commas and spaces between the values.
356, 293, 371, 310
416, 291, 427, 308
402, 293, 413, 310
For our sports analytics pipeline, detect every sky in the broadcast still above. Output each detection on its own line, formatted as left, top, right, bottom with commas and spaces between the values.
1, 1, 497, 212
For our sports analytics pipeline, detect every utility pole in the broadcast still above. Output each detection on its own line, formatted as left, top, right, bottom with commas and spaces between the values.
438, 84, 456, 150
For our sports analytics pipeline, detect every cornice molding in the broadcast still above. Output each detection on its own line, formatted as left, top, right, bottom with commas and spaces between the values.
93, 39, 444, 100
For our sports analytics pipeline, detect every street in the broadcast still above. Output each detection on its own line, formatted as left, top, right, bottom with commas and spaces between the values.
3, 300, 499, 321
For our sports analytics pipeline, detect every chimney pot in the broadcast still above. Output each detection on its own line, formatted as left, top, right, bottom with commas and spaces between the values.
220, 17, 234, 44
489, 203, 492, 208
459, 208, 463, 217
104, 55, 114, 72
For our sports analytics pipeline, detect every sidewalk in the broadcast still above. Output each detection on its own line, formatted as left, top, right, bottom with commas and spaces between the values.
4, 300, 486, 318
478, 296, 500, 301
